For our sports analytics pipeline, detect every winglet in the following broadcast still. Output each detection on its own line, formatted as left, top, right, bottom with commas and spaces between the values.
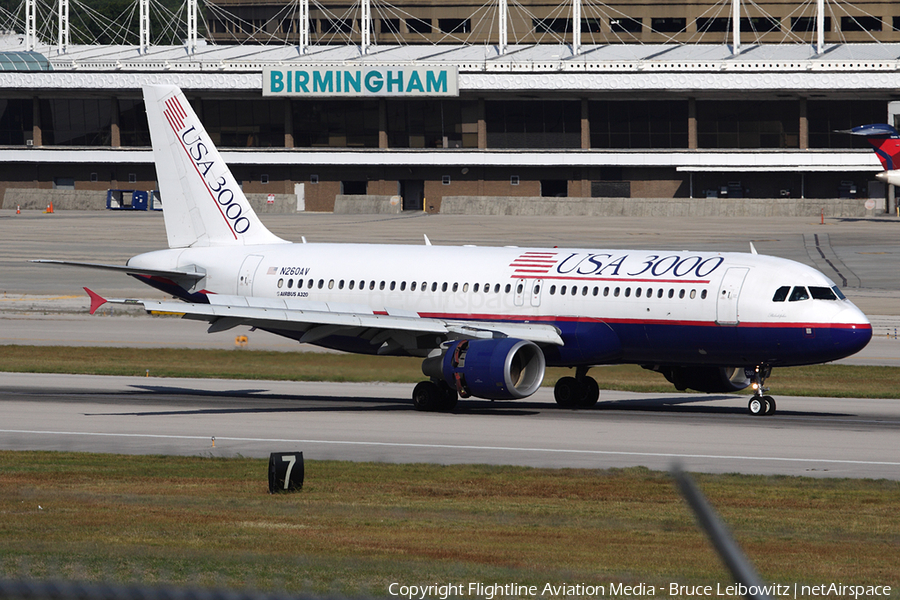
84, 287, 107, 315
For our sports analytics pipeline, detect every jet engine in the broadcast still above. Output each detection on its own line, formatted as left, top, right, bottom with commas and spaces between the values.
422, 338, 546, 400
652, 366, 752, 393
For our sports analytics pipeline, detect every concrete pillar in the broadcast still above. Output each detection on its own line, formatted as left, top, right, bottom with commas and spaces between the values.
477, 98, 486, 149
110, 98, 121, 147
378, 99, 388, 149
799, 97, 808, 150
31, 97, 41, 147
284, 99, 294, 148
688, 97, 697, 149
581, 98, 589, 149
889, 184, 896, 216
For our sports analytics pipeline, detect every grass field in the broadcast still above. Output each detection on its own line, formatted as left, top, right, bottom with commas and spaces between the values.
1, 452, 898, 598
0, 345, 898, 398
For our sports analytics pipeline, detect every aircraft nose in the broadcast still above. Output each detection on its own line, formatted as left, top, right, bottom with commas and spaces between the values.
831, 307, 873, 357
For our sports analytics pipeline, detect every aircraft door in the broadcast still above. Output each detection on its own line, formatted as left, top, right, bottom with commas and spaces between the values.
716, 267, 749, 325
514, 278, 526, 307
238, 254, 264, 295
530, 279, 543, 307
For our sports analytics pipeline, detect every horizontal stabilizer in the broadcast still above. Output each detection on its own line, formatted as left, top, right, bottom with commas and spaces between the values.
32, 260, 206, 281
844, 124, 900, 138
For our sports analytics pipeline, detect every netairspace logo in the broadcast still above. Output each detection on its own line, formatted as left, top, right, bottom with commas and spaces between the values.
387, 581, 893, 599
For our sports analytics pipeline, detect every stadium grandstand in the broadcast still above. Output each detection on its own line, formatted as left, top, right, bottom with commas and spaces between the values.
0, 0, 899, 214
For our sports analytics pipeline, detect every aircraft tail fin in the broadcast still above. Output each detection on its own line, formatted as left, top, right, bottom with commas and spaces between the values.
847, 123, 900, 172
143, 85, 287, 249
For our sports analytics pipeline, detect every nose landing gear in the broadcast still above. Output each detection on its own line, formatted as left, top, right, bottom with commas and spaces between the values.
747, 365, 776, 416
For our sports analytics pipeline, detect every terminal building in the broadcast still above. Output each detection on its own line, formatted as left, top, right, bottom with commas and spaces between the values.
0, 0, 899, 213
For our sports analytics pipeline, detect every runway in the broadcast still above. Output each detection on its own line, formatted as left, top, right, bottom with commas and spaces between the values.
2, 372, 898, 480
2, 211, 899, 479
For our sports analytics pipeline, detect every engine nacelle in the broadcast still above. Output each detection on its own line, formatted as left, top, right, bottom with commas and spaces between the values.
422, 338, 546, 400
655, 366, 752, 393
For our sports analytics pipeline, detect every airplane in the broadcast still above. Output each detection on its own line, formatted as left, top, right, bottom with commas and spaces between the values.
847, 123, 900, 186
36, 85, 872, 416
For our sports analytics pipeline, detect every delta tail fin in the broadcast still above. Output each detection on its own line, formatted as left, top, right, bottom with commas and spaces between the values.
847, 123, 900, 172
143, 85, 287, 249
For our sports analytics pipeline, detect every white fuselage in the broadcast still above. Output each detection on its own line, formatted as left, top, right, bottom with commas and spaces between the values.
128, 242, 871, 367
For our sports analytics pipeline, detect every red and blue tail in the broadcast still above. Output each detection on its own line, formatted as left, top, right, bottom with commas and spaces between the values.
849, 124, 900, 171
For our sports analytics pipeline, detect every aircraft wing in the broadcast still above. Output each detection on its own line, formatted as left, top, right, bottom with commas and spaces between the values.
89, 290, 564, 354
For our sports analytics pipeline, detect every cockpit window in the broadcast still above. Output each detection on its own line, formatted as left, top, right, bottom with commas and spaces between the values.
809, 286, 838, 300
789, 286, 810, 302
832, 286, 846, 300
772, 286, 790, 302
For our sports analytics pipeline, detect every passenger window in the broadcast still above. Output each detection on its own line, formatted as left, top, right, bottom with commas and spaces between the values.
516, 283, 524, 294
581, 286, 587, 296
560, 285, 567, 295
789, 286, 810, 302
379, 281, 385, 290
432, 282, 438, 292
636, 288, 642, 298
604, 287, 610, 297
452, 283, 458, 292
701, 289, 707, 300
494, 284, 500, 293
484, 283, 490, 293
349, 280, 355, 290
442, 282, 448, 292
277, 278, 284, 288
411, 281, 417, 291
625, 287, 631, 297
690, 290, 696, 299
308, 279, 314, 289
668, 289, 674, 298
369, 281, 376, 290
463, 283, 469, 292
287, 279, 293, 288
657, 289, 663, 298
809, 286, 837, 300
400, 281, 406, 291
571, 286, 577, 296
772, 286, 790, 302
473, 283, 479, 292
390, 281, 396, 291
318, 279, 324, 289
679, 289, 685, 299
505, 284, 511, 293
592, 287, 598, 296
339, 280, 345, 289
328, 280, 334, 289
614, 287, 620, 297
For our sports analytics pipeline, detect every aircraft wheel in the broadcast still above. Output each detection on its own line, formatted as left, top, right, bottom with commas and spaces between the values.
763, 396, 777, 416
413, 381, 442, 411
748, 396, 766, 416
578, 376, 600, 408
554, 377, 580, 408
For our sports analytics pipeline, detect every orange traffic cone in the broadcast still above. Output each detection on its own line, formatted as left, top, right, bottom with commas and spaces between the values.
16, 205, 20, 214
48, 201, 54, 213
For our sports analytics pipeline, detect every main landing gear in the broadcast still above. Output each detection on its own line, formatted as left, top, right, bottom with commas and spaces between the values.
412, 380, 458, 412
747, 365, 776, 416
554, 367, 600, 408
